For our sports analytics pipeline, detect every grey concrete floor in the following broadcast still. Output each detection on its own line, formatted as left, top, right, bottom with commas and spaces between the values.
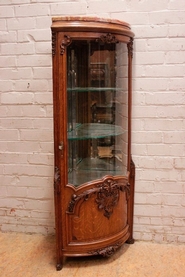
0, 231, 185, 277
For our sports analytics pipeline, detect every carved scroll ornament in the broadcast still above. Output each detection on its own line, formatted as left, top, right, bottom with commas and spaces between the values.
60, 35, 72, 55
54, 166, 60, 194
89, 241, 122, 257
127, 38, 133, 58
68, 178, 130, 219
52, 30, 56, 56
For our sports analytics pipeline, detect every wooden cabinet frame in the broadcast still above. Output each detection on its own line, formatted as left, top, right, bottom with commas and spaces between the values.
51, 17, 135, 270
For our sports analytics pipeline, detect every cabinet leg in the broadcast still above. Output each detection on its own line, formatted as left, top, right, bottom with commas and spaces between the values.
126, 237, 135, 244
56, 263, 63, 271
56, 257, 65, 271
127, 157, 135, 245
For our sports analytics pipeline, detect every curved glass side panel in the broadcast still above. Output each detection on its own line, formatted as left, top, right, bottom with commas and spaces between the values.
67, 40, 128, 187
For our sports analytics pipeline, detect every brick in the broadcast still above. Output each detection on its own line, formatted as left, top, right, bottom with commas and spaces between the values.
18, 29, 51, 43
1, 92, 34, 104
147, 38, 185, 51
155, 182, 184, 194
39, 142, 54, 153
144, 64, 185, 77
5, 141, 40, 153
20, 129, 53, 142
134, 52, 165, 65
17, 55, 51, 67
35, 41, 51, 54
162, 194, 184, 206
0, 31, 17, 43
143, 119, 184, 131
27, 153, 53, 166
6, 186, 27, 198
113, 12, 149, 25
0, 19, 6, 30
20, 105, 47, 117
0, 130, 19, 141
145, 92, 185, 105
133, 25, 168, 39
133, 131, 162, 144
34, 93, 52, 104
36, 16, 51, 29
134, 204, 162, 217
12, 176, 53, 187
165, 51, 185, 64
0, 6, 14, 18
127, 0, 169, 12
137, 168, 181, 182
4, 164, 53, 177
1, 0, 29, 3
150, 106, 185, 119
140, 232, 153, 241
174, 158, 185, 169
0, 56, 16, 67
15, 80, 49, 92
0, 153, 28, 164
15, 4, 49, 17
149, 11, 185, 24
7, 17, 36, 30
135, 78, 168, 91
134, 192, 147, 204
0, 68, 33, 80
164, 131, 185, 144
138, 157, 173, 170
33, 67, 52, 79
134, 180, 155, 194
168, 0, 185, 10
0, 81, 13, 92
50, 2, 87, 15
1, 43, 35, 55
32, 118, 53, 129
162, 206, 185, 217
27, 187, 53, 199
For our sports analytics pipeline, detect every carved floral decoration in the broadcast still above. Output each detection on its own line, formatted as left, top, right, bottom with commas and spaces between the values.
96, 179, 120, 219
68, 178, 130, 219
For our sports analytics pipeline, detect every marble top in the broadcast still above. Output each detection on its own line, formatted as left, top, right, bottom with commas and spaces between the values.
52, 16, 130, 28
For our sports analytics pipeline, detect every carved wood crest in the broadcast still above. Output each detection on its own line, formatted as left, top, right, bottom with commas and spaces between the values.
97, 33, 119, 44
68, 178, 130, 219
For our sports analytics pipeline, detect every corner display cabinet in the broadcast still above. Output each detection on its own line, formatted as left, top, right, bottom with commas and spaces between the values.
51, 16, 135, 270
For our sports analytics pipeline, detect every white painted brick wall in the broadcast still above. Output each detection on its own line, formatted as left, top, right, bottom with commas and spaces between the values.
0, 0, 185, 242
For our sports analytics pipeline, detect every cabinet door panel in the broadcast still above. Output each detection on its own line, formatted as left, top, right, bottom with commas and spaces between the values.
69, 192, 127, 242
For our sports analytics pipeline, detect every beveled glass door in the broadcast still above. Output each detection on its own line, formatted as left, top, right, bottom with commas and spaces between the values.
67, 39, 128, 187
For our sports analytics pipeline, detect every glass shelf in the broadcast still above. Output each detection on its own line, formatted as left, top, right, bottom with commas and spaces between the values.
67, 87, 124, 92
67, 123, 125, 140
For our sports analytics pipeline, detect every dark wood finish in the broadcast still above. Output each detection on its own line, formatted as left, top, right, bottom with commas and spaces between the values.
51, 16, 135, 270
